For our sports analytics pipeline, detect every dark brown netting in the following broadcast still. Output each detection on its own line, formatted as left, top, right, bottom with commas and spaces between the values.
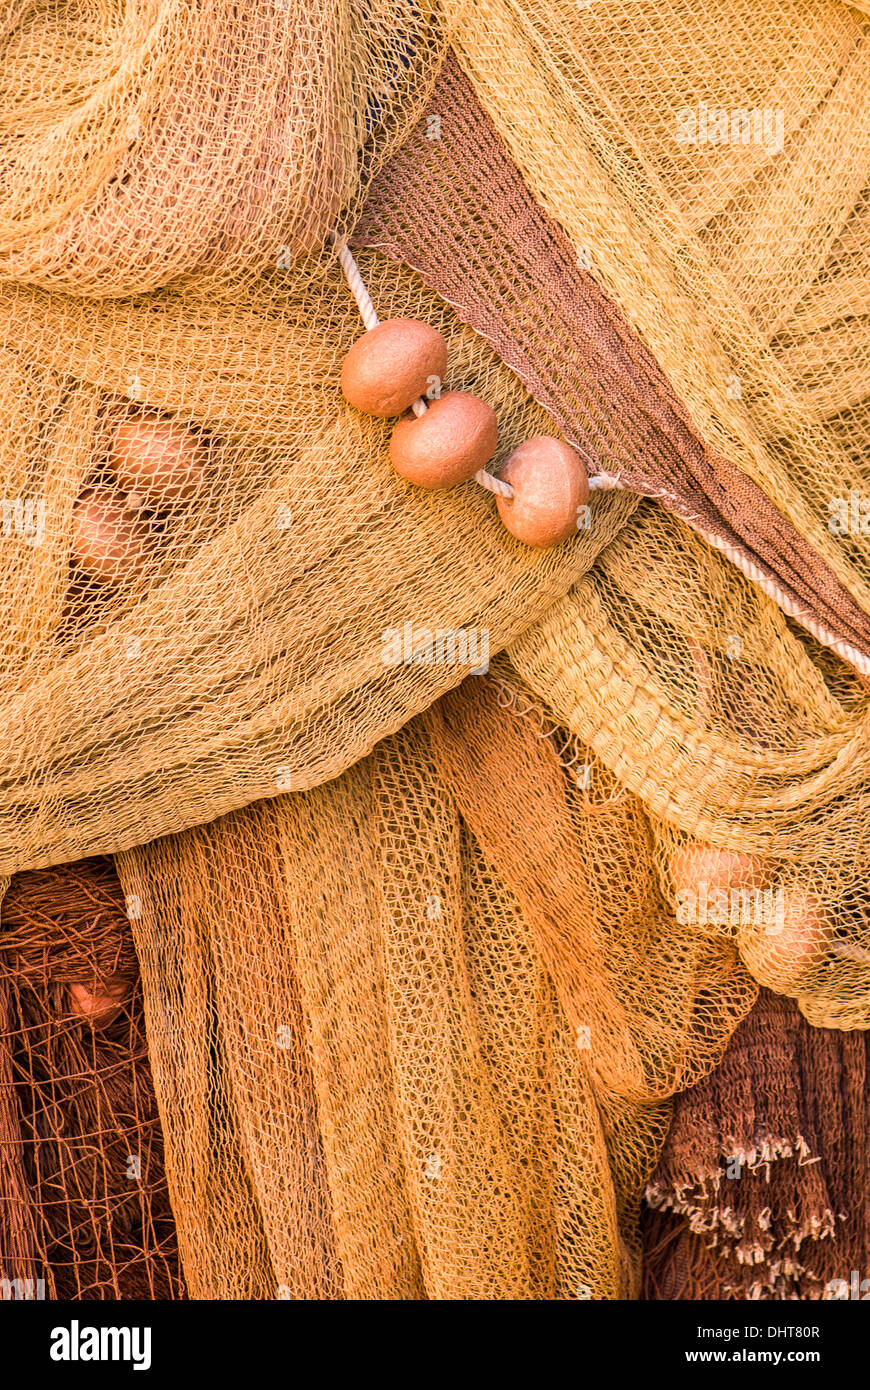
0, 857, 183, 1299
642, 988, 870, 1300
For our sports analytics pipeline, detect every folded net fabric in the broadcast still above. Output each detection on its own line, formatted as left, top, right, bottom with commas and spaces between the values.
115, 674, 753, 1299
446, 0, 870, 621
1, 0, 870, 1300
643, 988, 870, 1300
357, 52, 870, 671
356, 32, 870, 1030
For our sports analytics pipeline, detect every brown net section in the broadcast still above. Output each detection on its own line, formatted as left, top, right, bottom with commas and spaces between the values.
0, 857, 182, 1298
111, 671, 757, 1299
642, 989, 870, 1300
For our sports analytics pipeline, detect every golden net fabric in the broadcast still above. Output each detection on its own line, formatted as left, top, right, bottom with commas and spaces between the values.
509, 503, 870, 1030
448, 0, 870, 616
0, 247, 633, 872
1, 0, 590, 871
116, 678, 753, 1300
434, 0, 870, 1031
0, 0, 439, 294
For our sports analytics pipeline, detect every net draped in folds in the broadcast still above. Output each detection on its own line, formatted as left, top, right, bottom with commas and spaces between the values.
357, 53, 870, 669
447, 0, 870, 619
117, 677, 755, 1300
1, 0, 870, 1301
0, 258, 634, 873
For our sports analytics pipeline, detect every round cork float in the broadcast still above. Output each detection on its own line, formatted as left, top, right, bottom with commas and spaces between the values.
70, 490, 151, 585
389, 391, 497, 489
341, 318, 448, 418
495, 436, 589, 547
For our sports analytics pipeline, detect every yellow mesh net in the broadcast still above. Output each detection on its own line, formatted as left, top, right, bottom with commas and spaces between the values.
449, 0, 870, 614
117, 704, 694, 1299
440, 0, 870, 1031
2, 0, 870, 1299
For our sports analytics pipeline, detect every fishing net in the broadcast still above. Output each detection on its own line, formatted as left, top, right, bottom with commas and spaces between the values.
0, 857, 182, 1299
1, 0, 870, 1300
116, 675, 747, 1299
643, 988, 870, 1300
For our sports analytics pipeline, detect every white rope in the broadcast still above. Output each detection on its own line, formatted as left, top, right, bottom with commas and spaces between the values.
600, 471, 870, 677
474, 466, 514, 498
332, 236, 380, 331
332, 234, 515, 499
568, 459, 870, 676
685, 519, 870, 678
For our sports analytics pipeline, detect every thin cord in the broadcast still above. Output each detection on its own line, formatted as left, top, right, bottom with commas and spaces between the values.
332, 236, 380, 331
588, 473, 623, 492
684, 520, 870, 677
587, 479, 870, 674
